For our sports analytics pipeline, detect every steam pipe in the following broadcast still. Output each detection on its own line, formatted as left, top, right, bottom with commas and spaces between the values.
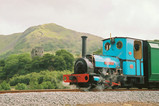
81, 36, 87, 58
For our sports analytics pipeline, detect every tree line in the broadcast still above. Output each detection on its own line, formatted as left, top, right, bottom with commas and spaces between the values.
0, 49, 74, 80
0, 49, 74, 90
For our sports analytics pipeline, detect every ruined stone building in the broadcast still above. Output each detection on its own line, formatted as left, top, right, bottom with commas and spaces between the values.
31, 47, 44, 58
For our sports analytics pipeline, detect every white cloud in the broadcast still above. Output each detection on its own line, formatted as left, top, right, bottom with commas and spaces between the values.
0, 0, 159, 40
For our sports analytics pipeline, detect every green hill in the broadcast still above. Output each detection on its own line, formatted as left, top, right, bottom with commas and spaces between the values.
0, 23, 103, 57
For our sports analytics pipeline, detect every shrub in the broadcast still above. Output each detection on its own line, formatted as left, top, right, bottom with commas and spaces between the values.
15, 83, 27, 90
9, 70, 72, 90
0, 86, 2, 90
0, 81, 11, 90
10, 75, 30, 86
40, 81, 55, 89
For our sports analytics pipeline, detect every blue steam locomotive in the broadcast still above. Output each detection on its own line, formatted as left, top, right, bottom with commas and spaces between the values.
63, 36, 159, 90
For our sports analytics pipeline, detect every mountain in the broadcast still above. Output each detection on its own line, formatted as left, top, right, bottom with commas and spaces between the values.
0, 23, 103, 57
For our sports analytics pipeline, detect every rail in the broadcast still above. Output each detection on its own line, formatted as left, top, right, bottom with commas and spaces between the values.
0, 88, 159, 94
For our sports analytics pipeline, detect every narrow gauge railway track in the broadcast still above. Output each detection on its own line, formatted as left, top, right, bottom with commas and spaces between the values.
0, 89, 82, 94
0, 88, 159, 94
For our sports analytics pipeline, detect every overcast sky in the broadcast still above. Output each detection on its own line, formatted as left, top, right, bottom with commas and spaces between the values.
0, 0, 159, 40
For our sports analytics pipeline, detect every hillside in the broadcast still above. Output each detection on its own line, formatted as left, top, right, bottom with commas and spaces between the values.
0, 23, 103, 57
0, 33, 21, 53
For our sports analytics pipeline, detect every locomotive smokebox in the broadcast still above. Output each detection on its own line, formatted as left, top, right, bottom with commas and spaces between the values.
81, 36, 87, 58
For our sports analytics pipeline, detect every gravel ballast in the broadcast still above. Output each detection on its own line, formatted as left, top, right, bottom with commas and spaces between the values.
0, 91, 159, 105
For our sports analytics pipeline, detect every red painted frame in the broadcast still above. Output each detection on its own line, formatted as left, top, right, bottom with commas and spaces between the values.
63, 74, 89, 83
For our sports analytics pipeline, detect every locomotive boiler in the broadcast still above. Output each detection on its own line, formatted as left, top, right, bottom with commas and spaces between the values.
63, 36, 159, 90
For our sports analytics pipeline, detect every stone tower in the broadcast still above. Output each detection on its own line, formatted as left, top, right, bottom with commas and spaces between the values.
31, 47, 44, 58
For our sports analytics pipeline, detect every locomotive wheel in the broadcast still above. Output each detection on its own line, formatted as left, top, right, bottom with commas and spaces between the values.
112, 85, 119, 89
126, 86, 131, 89
76, 82, 92, 88
96, 82, 110, 91
96, 84, 106, 91
80, 84, 92, 91
138, 86, 142, 89
77, 83, 95, 91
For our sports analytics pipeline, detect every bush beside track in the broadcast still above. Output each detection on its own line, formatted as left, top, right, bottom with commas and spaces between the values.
0, 70, 72, 90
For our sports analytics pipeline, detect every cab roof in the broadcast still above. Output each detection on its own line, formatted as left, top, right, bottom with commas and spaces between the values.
102, 37, 145, 41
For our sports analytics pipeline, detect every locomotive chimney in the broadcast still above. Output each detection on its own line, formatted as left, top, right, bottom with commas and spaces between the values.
81, 36, 87, 58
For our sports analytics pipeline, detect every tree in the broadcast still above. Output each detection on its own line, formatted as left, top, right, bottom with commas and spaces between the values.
40, 81, 55, 89
41, 53, 54, 69
0, 59, 5, 72
0, 59, 5, 67
29, 78, 39, 89
18, 53, 31, 72
31, 56, 42, 70
0, 81, 11, 90
53, 56, 66, 71
15, 83, 27, 90
4, 55, 19, 79
93, 48, 102, 55
55, 49, 74, 70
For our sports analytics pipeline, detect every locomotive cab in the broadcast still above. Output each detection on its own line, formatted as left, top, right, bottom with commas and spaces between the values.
102, 37, 146, 88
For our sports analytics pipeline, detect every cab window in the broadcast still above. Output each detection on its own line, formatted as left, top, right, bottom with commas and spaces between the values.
134, 41, 142, 59
116, 41, 123, 49
105, 42, 111, 51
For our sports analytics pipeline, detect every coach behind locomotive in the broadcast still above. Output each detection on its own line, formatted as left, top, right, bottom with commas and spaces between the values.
63, 36, 159, 90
